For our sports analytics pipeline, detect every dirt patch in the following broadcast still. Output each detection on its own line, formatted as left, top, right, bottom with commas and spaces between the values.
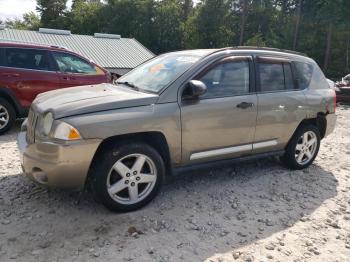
1, 106, 350, 262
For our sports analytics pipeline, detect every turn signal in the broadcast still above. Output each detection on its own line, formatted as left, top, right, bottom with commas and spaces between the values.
52, 121, 82, 141
68, 128, 81, 140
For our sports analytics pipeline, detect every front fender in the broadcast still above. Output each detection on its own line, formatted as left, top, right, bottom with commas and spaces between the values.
63, 103, 182, 164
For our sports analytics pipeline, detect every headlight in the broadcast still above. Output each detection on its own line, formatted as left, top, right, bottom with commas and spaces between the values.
42, 112, 54, 136
51, 121, 82, 140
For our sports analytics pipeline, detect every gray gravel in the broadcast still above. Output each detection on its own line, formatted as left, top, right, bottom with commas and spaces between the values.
0, 106, 350, 262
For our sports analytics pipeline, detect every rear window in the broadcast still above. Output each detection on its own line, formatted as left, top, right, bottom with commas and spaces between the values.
4, 48, 53, 71
293, 61, 313, 89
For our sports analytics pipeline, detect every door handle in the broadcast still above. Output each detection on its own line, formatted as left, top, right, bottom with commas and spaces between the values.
62, 76, 76, 81
237, 102, 254, 109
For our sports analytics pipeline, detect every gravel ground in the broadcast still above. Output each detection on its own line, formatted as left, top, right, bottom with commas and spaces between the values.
0, 106, 350, 262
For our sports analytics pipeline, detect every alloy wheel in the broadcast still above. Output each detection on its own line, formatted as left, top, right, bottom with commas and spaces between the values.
106, 153, 157, 205
0, 105, 9, 130
295, 131, 318, 165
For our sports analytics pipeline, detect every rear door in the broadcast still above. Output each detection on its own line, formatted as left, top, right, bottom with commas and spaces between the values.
1, 47, 60, 108
253, 56, 307, 153
51, 51, 107, 87
180, 56, 258, 164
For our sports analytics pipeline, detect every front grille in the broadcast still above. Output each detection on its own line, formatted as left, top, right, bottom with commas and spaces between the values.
26, 109, 38, 144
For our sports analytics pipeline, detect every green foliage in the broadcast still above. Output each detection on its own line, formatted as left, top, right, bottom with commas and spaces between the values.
68, 0, 104, 34
5, 12, 41, 30
185, 0, 235, 48
6, 0, 350, 78
152, 0, 184, 53
245, 32, 266, 47
36, 0, 68, 29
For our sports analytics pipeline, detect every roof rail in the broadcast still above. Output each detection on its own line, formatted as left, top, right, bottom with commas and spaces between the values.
229, 46, 308, 57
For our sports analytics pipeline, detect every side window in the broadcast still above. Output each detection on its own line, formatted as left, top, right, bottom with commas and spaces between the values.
4, 48, 52, 71
52, 52, 97, 74
258, 63, 285, 91
293, 61, 313, 89
198, 60, 250, 98
258, 62, 296, 91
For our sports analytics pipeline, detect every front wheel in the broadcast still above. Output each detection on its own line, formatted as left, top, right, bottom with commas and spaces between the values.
281, 124, 321, 170
90, 143, 165, 212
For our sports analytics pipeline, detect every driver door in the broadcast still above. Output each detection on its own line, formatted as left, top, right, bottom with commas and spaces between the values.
180, 56, 258, 164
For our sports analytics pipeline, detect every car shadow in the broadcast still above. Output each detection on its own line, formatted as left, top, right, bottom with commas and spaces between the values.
0, 120, 22, 142
0, 148, 338, 261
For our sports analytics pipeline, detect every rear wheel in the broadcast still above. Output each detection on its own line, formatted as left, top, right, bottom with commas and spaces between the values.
0, 98, 16, 135
90, 143, 165, 212
281, 124, 321, 170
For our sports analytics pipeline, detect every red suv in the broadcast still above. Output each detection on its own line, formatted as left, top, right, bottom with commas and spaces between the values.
0, 42, 111, 134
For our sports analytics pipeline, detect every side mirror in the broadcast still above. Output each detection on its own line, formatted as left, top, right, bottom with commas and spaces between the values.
183, 80, 207, 99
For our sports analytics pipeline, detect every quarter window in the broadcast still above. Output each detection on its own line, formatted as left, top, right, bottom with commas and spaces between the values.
4, 48, 52, 71
293, 61, 313, 89
52, 52, 97, 74
198, 60, 250, 98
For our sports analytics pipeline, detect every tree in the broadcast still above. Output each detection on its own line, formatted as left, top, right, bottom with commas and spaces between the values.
239, 0, 248, 45
185, 0, 235, 48
69, 0, 104, 34
153, 0, 184, 53
103, 0, 156, 49
292, 0, 302, 50
36, 0, 67, 29
245, 32, 266, 46
6, 12, 41, 30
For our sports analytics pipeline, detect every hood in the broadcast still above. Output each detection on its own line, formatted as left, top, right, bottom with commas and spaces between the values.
34, 83, 159, 119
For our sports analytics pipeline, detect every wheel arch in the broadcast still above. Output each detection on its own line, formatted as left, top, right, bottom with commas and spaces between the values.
285, 112, 327, 151
298, 112, 327, 139
0, 87, 26, 117
87, 131, 172, 182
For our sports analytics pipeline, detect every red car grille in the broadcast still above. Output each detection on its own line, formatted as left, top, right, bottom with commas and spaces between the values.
26, 109, 38, 144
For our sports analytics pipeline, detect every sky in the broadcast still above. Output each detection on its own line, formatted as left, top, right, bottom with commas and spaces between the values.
0, 0, 73, 21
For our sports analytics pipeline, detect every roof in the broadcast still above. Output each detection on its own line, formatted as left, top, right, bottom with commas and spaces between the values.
0, 28, 154, 71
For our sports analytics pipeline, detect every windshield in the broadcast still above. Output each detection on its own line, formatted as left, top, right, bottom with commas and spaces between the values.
117, 53, 201, 93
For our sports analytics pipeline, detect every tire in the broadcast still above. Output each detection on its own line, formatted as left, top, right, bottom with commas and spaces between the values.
281, 124, 321, 170
0, 98, 16, 136
90, 143, 165, 212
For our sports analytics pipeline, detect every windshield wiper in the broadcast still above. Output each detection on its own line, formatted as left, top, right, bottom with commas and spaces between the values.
117, 81, 139, 91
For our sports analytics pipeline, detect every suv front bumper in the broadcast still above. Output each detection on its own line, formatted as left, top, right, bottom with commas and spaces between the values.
17, 132, 101, 189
